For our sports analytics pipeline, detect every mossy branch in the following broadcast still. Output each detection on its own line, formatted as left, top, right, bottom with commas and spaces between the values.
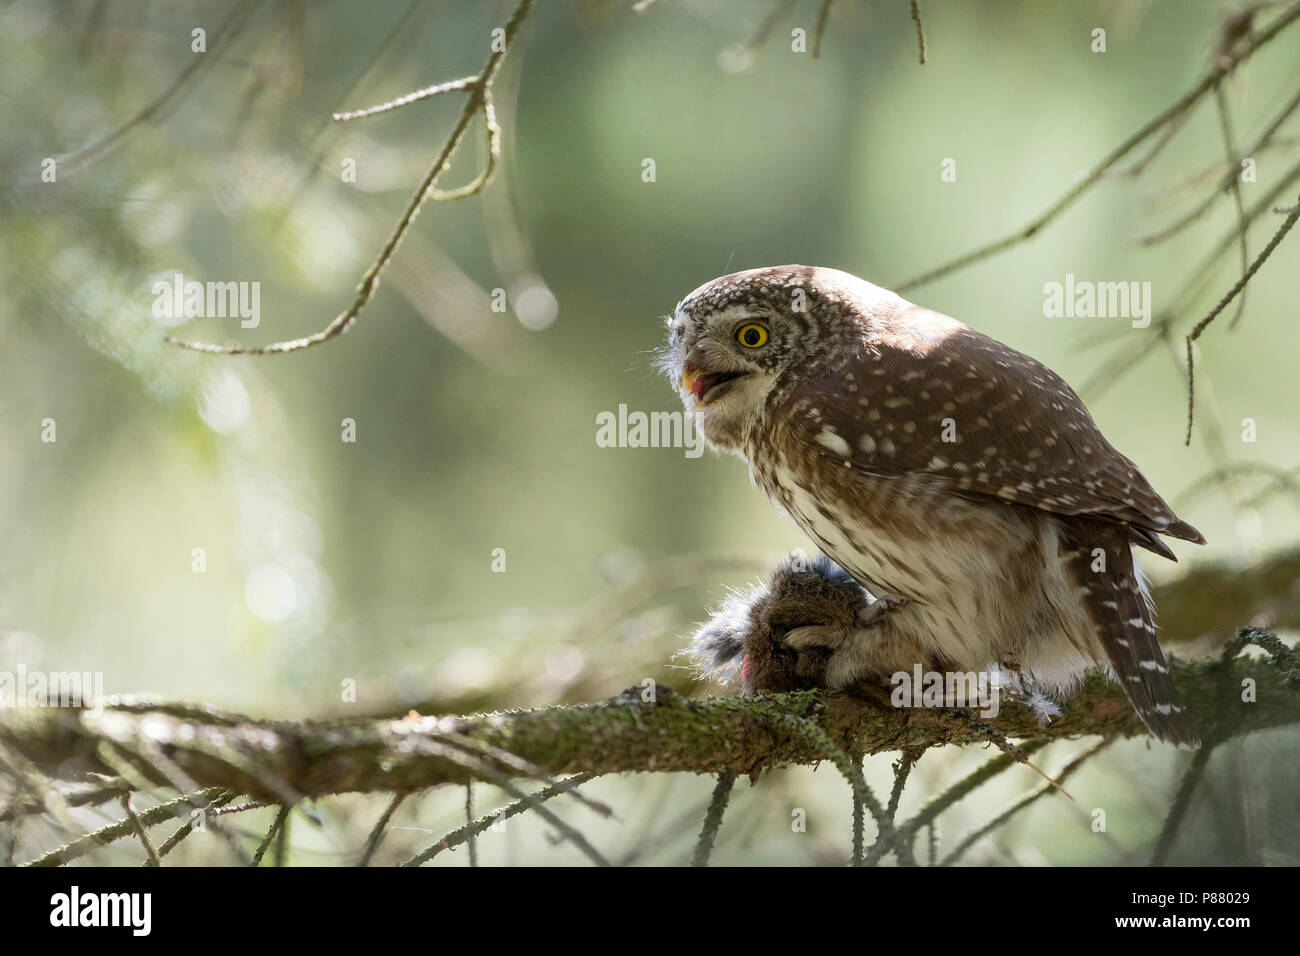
1, 648, 1294, 807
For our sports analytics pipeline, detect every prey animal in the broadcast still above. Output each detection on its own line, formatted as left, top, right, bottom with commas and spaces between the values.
660, 265, 1204, 747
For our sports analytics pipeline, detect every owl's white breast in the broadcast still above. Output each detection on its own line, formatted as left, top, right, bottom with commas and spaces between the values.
752, 448, 1099, 684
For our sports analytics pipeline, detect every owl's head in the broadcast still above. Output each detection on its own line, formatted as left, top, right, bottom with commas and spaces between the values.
659, 265, 896, 453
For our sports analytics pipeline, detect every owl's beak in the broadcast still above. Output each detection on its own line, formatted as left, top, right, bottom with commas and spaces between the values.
680, 364, 704, 398
681, 361, 747, 405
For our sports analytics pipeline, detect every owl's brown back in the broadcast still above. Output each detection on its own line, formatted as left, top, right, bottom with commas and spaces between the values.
766, 294, 1203, 550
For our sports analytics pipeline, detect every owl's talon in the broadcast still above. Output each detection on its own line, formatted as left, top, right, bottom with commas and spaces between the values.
857, 593, 910, 627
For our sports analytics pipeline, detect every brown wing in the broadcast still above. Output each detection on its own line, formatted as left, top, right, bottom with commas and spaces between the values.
777, 303, 1204, 549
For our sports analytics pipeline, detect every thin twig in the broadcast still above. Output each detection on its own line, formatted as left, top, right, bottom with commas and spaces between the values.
899, 741, 1049, 839
150, 790, 238, 865
1213, 83, 1250, 331
1151, 745, 1214, 865
691, 772, 737, 866
107, 737, 214, 826
1159, 329, 1244, 517
861, 748, 925, 866
770, 712, 890, 865
851, 756, 865, 865
1137, 84, 1300, 246
209, 799, 274, 816
1188, 193, 1300, 348
812, 0, 834, 59
466, 785, 478, 866
251, 805, 290, 866
0, 742, 77, 833
332, 75, 479, 122
120, 794, 162, 867
744, 0, 798, 52
23, 788, 226, 867
1184, 193, 1300, 443
56, 0, 263, 171
274, 807, 290, 866
1113, 108, 1194, 179
436, 730, 612, 817
886, 748, 923, 821
0, 776, 131, 823
403, 772, 602, 866
1175, 462, 1300, 513
167, 0, 536, 355
961, 715, 1074, 800
4, 819, 19, 868
909, 1, 927, 65
938, 739, 1112, 866
270, 0, 431, 230
1080, 157, 1300, 405
358, 793, 407, 866
406, 739, 612, 866
93, 742, 156, 800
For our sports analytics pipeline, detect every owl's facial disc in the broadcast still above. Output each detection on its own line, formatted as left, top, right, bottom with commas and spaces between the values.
661, 302, 782, 453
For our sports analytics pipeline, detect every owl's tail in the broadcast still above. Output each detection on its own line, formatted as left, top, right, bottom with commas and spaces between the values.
1062, 520, 1200, 749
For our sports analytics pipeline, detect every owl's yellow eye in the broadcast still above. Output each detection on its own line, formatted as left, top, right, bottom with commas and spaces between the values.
736, 323, 769, 348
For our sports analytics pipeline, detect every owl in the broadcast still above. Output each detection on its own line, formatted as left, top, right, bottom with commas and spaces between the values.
661, 265, 1205, 748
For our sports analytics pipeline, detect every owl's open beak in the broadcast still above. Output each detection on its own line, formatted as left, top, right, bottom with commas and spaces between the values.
681, 362, 747, 405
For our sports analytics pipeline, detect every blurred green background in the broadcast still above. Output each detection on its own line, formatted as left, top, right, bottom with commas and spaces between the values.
2, 0, 1298, 865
